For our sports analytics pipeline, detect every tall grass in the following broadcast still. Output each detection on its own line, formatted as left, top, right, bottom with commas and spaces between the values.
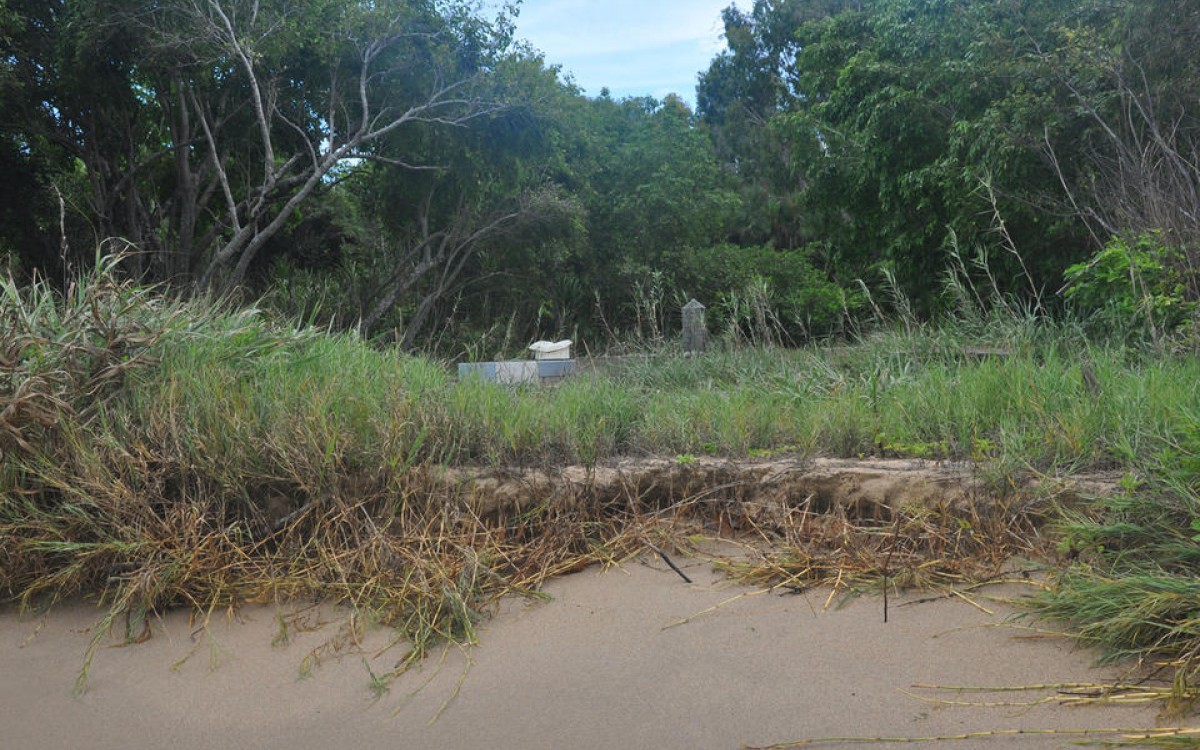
1030, 420, 1200, 685
577, 329, 1200, 470
5, 264, 1200, 695
120, 303, 1199, 477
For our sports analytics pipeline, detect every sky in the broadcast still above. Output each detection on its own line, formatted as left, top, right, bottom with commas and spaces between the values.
510, 0, 737, 107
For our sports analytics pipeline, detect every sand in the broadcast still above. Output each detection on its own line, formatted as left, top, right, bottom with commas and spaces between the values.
0, 556, 1168, 750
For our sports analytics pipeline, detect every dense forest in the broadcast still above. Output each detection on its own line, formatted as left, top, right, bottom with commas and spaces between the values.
1, 0, 1198, 350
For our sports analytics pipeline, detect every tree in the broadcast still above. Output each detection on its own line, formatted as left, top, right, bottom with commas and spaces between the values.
697, 0, 871, 250
333, 50, 585, 345
699, 0, 1115, 313
0, 1, 98, 277
8, 0, 516, 293
1047, 0, 1200, 298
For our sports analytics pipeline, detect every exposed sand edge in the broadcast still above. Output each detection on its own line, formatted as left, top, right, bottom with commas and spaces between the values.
427, 456, 1123, 516
0, 556, 1166, 750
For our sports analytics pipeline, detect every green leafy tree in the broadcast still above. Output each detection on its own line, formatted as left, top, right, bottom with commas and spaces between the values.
322, 51, 589, 346
1049, 0, 1200, 281
573, 94, 740, 333
5, 0, 517, 293
699, 0, 1118, 313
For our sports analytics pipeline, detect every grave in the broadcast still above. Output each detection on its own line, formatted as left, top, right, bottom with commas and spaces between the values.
457, 340, 575, 384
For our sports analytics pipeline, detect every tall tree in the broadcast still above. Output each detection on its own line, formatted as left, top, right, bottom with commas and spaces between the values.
344, 51, 588, 345
8, 0, 516, 293
699, 0, 1119, 312
1051, 0, 1200, 275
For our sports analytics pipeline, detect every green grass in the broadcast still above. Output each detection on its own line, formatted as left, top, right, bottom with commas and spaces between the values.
1029, 422, 1200, 669
7, 263, 1200, 703
69, 299, 1199, 483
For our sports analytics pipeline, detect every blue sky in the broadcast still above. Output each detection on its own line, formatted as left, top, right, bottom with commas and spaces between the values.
510, 0, 737, 107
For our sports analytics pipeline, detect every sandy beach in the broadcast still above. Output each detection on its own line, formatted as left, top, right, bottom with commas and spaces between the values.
0, 556, 1166, 750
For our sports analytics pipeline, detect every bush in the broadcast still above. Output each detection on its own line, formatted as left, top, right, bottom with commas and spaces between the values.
1062, 231, 1197, 337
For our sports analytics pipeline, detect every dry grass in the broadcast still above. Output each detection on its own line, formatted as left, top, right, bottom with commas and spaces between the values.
0, 259, 174, 458
701, 492, 1048, 597
0, 260, 1182, 706
744, 726, 1200, 748
4, 433, 1044, 693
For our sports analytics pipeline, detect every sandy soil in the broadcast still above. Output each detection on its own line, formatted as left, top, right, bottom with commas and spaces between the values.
429, 456, 1121, 517
0, 556, 1167, 750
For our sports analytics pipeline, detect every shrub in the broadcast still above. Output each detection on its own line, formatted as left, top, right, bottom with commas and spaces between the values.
1062, 231, 1197, 336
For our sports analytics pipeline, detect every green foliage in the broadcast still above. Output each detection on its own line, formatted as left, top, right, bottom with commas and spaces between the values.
10, 267, 1198, 493
0, 0, 523, 292
5, 0, 1200, 356
672, 243, 864, 341
1033, 418, 1200, 680
698, 0, 1112, 314
568, 95, 740, 339
1063, 232, 1197, 336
